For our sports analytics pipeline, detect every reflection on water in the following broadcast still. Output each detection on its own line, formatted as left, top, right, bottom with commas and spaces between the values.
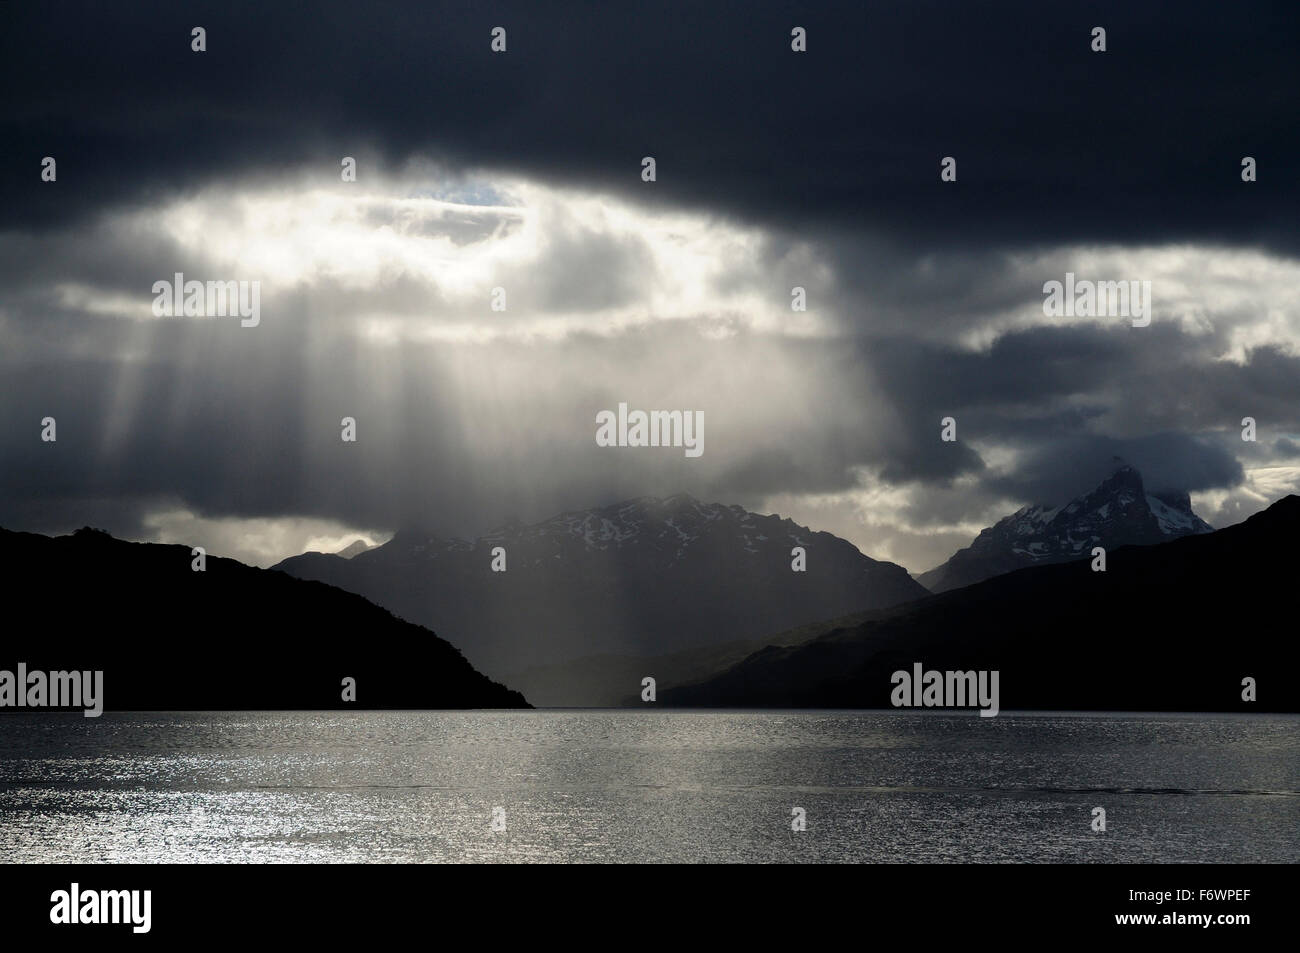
0, 711, 1295, 863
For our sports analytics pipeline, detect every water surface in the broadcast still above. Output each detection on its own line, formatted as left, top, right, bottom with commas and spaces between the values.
1, 711, 1295, 862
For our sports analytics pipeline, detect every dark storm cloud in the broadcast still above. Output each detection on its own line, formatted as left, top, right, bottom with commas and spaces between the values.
804, 323, 1299, 534
860, 325, 1300, 442
2, 0, 1297, 253
984, 434, 1246, 504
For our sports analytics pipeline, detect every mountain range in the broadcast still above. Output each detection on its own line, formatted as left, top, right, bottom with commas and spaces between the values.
661, 494, 1300, 712
917, 463, 1214, 592
3, 470, 1292, 712
273, 494, 929, 701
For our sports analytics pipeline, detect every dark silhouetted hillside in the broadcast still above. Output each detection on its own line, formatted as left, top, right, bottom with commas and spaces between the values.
662, 495, 1300, 713
0, 527, 529, 711
511, 606, 892, 707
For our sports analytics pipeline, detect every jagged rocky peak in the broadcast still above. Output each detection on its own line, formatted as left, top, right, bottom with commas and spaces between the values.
1150, 487, 1195, 512
918, 461, 1213, 593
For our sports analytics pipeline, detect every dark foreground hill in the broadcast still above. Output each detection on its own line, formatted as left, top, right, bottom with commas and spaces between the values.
0, 527, 529, 711
662, 496, 1300, 712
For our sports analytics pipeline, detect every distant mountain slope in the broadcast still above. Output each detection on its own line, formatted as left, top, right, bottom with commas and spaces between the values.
509, 606, 890, 707
273, 494, 929, 689
0, 527, 528, 711
662, 495, 1300, 712
918, 464, 1213, 593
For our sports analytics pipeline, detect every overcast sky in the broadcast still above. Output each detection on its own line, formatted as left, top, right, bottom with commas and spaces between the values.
2, 1, 1298, 571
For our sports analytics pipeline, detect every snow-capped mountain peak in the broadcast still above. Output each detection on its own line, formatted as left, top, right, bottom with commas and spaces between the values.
917, 463, 1213, 593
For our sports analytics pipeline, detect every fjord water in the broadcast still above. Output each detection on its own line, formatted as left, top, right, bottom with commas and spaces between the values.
1, 711, 1295, 863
